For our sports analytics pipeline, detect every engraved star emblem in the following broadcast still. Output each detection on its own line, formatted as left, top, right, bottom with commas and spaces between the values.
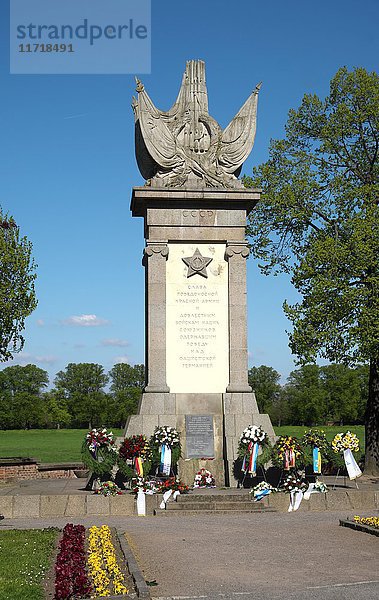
182, 247, 213, 278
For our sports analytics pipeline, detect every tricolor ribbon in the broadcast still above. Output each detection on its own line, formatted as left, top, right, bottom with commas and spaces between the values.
135, 456, 143, 477
343, 448, 362, 480
313, 447, 322, 474
160, 444, 172, 476
248, 442, 259, 476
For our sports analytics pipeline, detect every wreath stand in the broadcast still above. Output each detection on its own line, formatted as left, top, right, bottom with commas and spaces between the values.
238, 464, 267, 489
332, 468, 359, 490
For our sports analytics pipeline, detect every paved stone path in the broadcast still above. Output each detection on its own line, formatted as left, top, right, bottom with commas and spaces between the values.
2, 510, 378, 600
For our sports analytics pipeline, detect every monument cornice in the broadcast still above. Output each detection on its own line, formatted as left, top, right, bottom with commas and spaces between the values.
130, 186, 262, 217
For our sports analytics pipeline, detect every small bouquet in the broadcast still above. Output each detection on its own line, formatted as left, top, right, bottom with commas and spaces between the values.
94, 481, 122, 496
331, 431, 360, 453
158, 477, 189, 494
312, 480, 328, 493
250, 481, 277, 502
150, 426, 181, 475
280, 472, 307, 494
131, 477, 159, 495
193, 468, 215, 488
272, 435, 303, 470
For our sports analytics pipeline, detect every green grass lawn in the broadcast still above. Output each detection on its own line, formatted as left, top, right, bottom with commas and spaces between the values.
0, 428, 123, 463
0, 528, 59, 600
275, 424, 365, 446
0, 426, 365, 464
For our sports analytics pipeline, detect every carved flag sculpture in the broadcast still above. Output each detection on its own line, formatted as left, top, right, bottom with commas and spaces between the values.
132, 60, 261, 188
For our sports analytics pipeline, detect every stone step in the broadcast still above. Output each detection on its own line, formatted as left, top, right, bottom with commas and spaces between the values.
154, 507, 276, 516
167, 500, 263, 511
177, 494, 252, 503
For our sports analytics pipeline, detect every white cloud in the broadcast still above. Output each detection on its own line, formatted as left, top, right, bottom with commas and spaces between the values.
63, 314, 109, 327
4, 353, 58, 365
113, 355, 131, 364
102, 338, 129, 348
36, 319, 45, 327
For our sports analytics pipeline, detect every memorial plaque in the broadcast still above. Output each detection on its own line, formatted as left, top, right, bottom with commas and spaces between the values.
185, 415, 215, 459
166, 243, 229, 393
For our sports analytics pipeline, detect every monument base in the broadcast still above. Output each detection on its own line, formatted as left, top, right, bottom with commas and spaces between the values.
124, 391, 275, 487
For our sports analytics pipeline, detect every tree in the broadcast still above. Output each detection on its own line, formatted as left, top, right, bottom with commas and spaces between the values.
0, 212, 37, 361
42, 390, 72, 429
285, 365, 327, 426
248, 365, 281, 413
0, 364, 48, 428
53, 363, 109, 428
109, 363, 145, 427
319, 364, 362, 424
245, 67, 379, 473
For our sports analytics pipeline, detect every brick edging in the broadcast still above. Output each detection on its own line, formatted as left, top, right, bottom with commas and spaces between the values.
117, 529, 151, 598
339, 518, 379, 537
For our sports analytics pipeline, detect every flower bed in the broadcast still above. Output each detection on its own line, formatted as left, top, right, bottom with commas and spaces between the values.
54, 524, 91, 599
353, 515, 379, 529
53, 524, 130, 598
88, 525, 128, 597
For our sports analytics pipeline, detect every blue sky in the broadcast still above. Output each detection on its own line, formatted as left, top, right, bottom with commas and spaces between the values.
0, 0, 378, 385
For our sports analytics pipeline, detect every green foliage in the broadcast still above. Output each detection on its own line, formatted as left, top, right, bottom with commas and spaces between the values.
0, 364, 48, 429
245, 67, 379, 473
0, 528, 58, 600
54, 363, 109, 427
248, 365, 281, 413
109, 363, 145, 426
0, 212, 37, 362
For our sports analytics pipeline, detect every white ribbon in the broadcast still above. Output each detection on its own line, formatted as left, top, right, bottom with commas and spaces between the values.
161, 445, 172, 475
288, 490, 303, 512
159, 489, 173, 509
343, 448, 362, 480
304, 483, 317, 500
137, 489, 146, 516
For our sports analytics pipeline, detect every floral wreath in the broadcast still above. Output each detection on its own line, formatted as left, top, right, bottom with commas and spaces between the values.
239, 425, 268, 449
193, 468, 215, 488
272, 435, 304, 469
302, 429, 328, 452
117, 435, 152, 479
237, 425, 271, 470
150, 425, 181, 468
81, 428, 117, 475
331, 431, 360, 453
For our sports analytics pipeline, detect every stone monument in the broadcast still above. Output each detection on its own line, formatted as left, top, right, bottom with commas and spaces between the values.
125, 60, 275, 486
